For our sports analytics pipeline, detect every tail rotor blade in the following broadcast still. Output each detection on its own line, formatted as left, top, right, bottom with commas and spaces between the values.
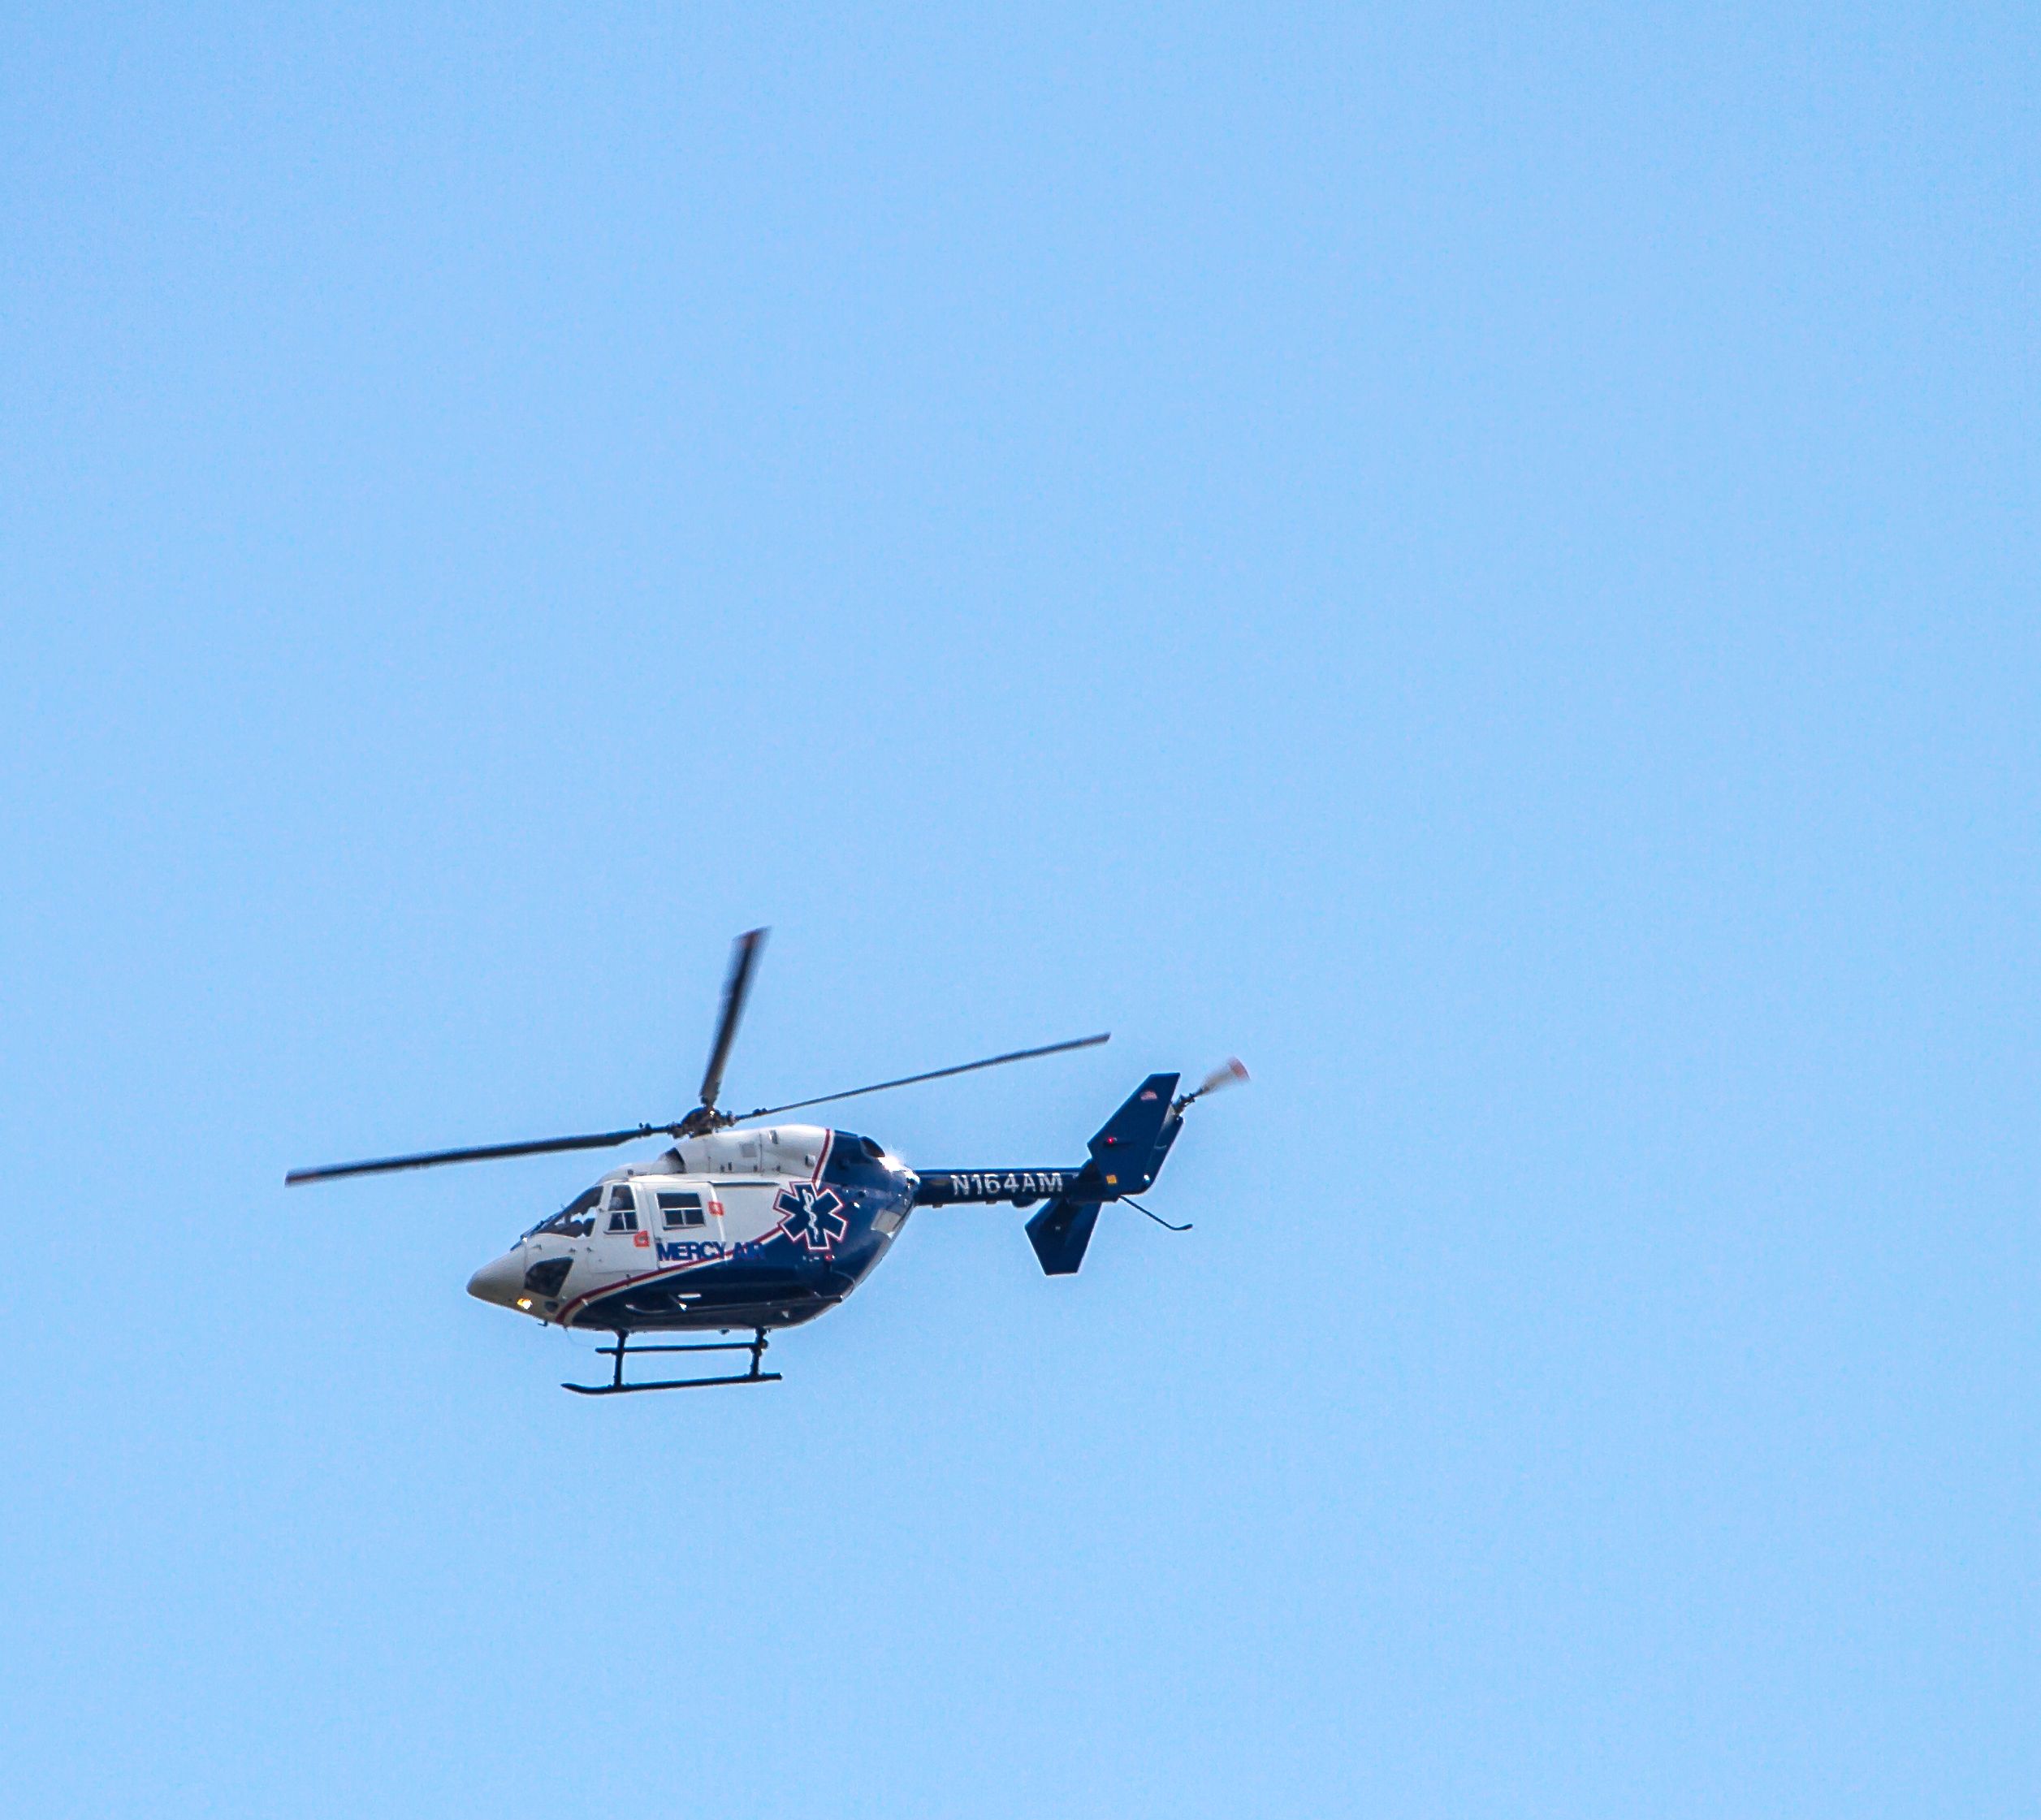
1183, 1057, 1249, 1106
698, 927, 768, 1113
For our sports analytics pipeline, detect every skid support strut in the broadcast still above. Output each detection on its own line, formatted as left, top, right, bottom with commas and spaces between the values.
564, 1325, 781, 1396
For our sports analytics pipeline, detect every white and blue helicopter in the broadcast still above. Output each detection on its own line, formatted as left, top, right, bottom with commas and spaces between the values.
288, 931, 1246, 1394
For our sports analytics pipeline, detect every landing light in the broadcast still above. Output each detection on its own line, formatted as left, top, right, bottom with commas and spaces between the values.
516, 1296, 534, 1310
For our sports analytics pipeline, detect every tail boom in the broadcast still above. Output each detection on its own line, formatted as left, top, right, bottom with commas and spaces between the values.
910, 1168, 1081, 1207
909, 1073, 1188, 1274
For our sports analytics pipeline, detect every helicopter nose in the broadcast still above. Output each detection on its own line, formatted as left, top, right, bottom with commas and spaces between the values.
466, 1252, 524, 1309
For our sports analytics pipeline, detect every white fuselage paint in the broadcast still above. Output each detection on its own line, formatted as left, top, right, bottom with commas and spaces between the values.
465, 1124, 914, 1329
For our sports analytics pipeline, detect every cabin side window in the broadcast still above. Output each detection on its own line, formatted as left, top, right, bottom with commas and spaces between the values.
605, 1184, 639, 1234
657, 1190, 707, 1230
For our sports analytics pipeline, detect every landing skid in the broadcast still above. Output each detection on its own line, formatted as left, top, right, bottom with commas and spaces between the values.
564, 1327, 781, 1396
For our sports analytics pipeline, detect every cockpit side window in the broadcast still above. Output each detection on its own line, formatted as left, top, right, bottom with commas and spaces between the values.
530, 1186, 598, 1239
605, 1184, 639, 1234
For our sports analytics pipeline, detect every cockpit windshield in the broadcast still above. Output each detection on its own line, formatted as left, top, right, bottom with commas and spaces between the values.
525, 1185, 598, 1240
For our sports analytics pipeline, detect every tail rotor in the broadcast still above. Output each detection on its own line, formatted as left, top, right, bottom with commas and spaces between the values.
1175, 1057, 1249, 1112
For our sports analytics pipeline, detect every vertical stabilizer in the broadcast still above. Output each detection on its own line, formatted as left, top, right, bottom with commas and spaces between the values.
1085, 1073, 1181, 1195
1024, 1198, 1101, 1275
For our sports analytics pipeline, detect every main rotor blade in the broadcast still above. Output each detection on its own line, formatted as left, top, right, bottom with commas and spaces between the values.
698, 927, 768, 1112
742, 1031, 1110, 1122
285, 1125, 666, 1187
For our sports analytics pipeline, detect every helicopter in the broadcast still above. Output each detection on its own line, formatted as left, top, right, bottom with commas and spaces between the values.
287, 929, 1246, 1394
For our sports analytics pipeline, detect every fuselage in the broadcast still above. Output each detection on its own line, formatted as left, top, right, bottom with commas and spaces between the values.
465, 1124, 916, 1334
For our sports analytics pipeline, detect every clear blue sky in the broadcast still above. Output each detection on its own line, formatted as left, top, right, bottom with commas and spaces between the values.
2, 6, 2035, 1815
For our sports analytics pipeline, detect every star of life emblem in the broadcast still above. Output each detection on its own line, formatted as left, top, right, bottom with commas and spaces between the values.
772, 1182, 850, 1255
